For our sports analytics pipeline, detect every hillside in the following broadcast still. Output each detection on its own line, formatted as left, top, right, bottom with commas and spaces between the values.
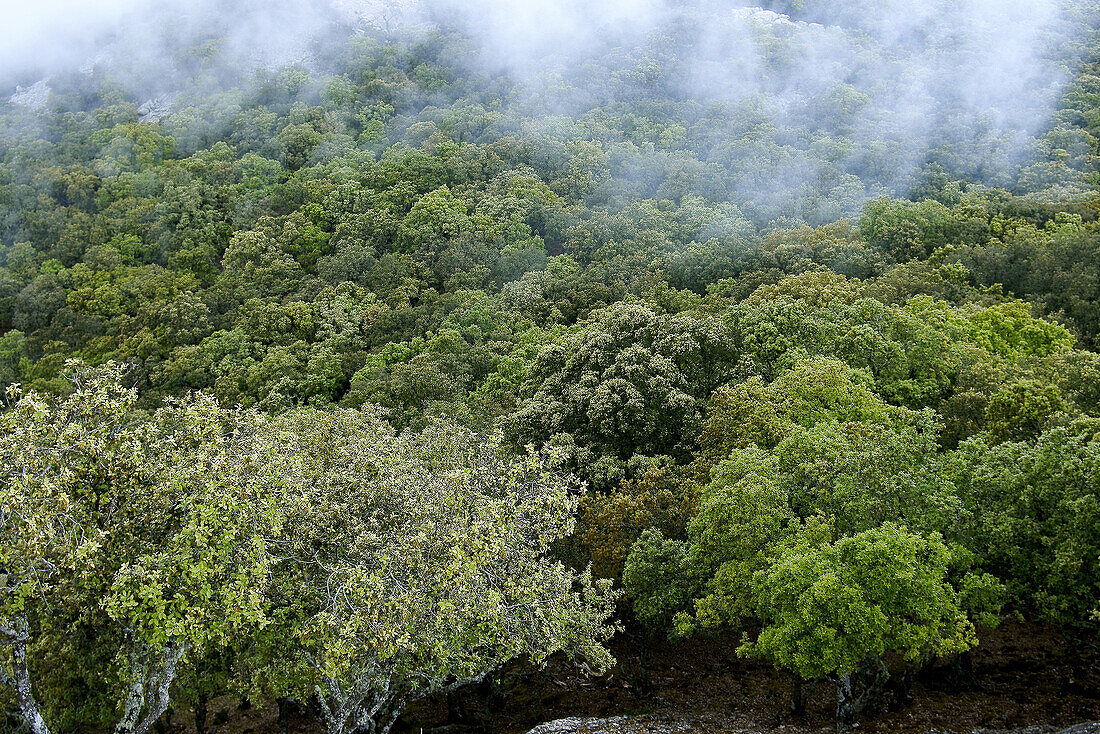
1, 2, 1099, 734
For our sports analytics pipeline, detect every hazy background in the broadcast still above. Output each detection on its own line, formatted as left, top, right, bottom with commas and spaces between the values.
0, 0, 1086, 212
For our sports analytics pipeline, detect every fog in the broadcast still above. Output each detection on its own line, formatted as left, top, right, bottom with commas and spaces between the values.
0, 0, 1086, 210
0, 0, 346, 87
0, 1, 148, 77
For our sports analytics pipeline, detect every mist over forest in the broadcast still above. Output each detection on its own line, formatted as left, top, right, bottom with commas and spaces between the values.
4, 0, 1091, 213
2, 2, 1100, 734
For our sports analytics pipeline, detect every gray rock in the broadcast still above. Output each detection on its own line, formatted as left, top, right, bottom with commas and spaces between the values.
995, 725, 1100, 734
526, 718, 1100, 734
925, 722, 1099, 734
525, 716, 717, 734
332, 0, 425, 32
9, 80, 49, 111
138, 94, 177, 124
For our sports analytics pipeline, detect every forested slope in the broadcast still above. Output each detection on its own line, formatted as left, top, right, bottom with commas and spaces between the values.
1, 1, 1099, 732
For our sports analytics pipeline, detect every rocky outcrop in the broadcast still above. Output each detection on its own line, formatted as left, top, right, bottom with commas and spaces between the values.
525, 717, 702, 734
968, 724, 1100, 734
138, 95, 177, 125
525, 718, 1100, 734
9, 80, 49, 111
332, 0, 424, 32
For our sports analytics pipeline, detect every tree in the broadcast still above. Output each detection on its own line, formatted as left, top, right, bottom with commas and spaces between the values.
0, 363, 286, 734
396, 186, 489, 288
511, 300, 733, 488
258, 408, 617, 734
623, 529, 693, 633
695, 358, 959, 538
582, 461, 687, 581
659, 357, 979, 718
948, 428, 1100, 627
859, 197, 956, 262
744, 523, 976, 725
985, 379, 1065, 444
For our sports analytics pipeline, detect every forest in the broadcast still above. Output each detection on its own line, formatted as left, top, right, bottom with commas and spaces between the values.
1, 1, 1099, 733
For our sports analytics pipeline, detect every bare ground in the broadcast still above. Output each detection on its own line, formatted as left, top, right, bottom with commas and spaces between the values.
182, 620, 1099, 734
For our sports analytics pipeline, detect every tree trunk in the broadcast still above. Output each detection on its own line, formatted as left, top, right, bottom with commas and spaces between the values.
791, 674, 810, 717
6, 615, 52, 734
533, 667, 548, 723
376, 696, 407, 734
194, 694, 208, 734
477, 674, 502, 734
834, 657, 890, 730
851, 656, 890, 716
1064, 622, 1100, 694
446, 689, 464, 723
276, 698, 291, 734
314, 682, 355, 734
637, 631, 653, 694
316, 676, 395, 734
951, 648, 973, 690
835, 673, 854, 732
153, 707, 173, 734
113, 636, 188, 734
894, 659, 921, 708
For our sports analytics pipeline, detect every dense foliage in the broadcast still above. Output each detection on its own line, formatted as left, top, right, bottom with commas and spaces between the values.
3, 0, 1100, 730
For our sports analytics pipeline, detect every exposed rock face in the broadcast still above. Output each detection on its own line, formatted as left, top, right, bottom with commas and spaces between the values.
9, 80, 49, 111
968, 724, 1100, 734
331, 0, 423, 31
525, 717, 718, 734
138, 95, 177, 124
525, 718, 1100, 734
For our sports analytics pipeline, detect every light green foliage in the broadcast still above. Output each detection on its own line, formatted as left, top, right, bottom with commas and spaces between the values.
397, 185, 489, 287
1, 366, 616, 734
258, 408, 617, 734
636, 351, 990, 707
744, 523, 976, 681
860, 197, 958, 262
681, 450, 793, 629
985, 380, 1066, 444
698, 357, 958, 533
961, 301, 1075, 361
0, 363, 286, 734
